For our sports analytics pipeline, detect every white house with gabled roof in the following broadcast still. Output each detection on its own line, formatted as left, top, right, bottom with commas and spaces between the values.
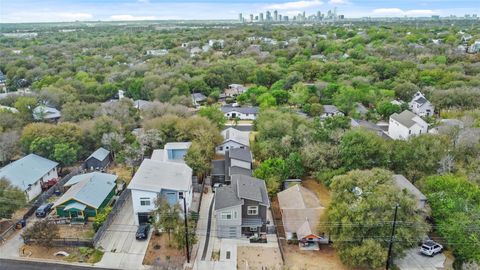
216, 127, 250, 155
388, 110, 428, 140
409, 92, 434, 117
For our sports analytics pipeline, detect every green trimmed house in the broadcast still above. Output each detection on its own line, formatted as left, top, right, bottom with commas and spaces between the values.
54, 172, 117, 221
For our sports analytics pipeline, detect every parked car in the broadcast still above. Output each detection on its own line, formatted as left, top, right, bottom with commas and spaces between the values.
213, 183, 224, 193
420, 240, 443, 257
135, 224, 150, 240
35, 203, 53, 218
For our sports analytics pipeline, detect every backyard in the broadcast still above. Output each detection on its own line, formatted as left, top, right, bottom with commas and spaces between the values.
237, 246, 283, 270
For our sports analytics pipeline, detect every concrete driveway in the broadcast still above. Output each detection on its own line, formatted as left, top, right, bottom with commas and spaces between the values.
95, 197, 151, 270
395, 248, 446, 270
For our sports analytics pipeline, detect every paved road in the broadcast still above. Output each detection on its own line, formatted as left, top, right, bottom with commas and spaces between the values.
0, 258, 116, 270
95, 195, 150, 270
395, 248, 446, 270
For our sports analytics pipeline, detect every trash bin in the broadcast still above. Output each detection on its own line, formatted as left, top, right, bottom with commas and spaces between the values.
54, 189, 61, 196
20, 219, 26, 228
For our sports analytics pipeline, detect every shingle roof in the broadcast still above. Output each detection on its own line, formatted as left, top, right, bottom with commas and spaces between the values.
87, 147, 110, 162
228, 148, 252, 162
390, 110, 420, 128
214, 184, 243, 210
128, 159, 192, 192
229, 166, 252, 176
278, 185, 324, 237
54, 172, 117, 209
221, 127, 250, 147
393, 174, 427, 204
0, 154, 58, 190
221, 106, 259, 114
234, 175, 269, 206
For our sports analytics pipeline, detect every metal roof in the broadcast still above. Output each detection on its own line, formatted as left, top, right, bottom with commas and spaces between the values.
87, 147, 110, 162
0, 154, 58, 191
191, 93, 207, 102
54, 172, 117, 209
32, 105, 61, 120
64, 201, 86, 211
127, 159, 192, 192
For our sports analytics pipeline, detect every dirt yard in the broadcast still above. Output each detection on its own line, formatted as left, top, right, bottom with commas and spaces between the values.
237, 246, 283, 270
107, 165, 133, 184
143, 232, 184, 268
57, 224, 95, 239
22, 244, 104, 264
283, 244, 354, 270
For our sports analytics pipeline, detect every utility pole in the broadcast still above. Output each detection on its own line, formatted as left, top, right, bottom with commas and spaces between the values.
182, 195, 190, 263
386, 204, 399, 270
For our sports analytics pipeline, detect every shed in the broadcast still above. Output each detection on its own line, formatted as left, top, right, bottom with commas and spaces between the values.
85, 147, 111, 170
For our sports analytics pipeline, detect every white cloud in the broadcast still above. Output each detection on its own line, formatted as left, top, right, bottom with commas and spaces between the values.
372, 8, 435, 16
328, 0, 350, 5
265, 0, 323, 10
110, 14, 157, 21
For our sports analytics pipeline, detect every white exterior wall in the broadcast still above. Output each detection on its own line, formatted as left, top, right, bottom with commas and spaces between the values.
216, 141, 247, 155
230, 159, 251, 170
320, 111, 344, 119
224, 111, 256, 120
388, 119, 427, 140
411, 102, 434, 117
131, 187, 192, 225
41, 167, 58, 182
25, 180, 42, 201
131, 189, 158, 225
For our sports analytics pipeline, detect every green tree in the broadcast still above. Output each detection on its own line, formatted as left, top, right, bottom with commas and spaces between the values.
173, 215, 197, 251
326, 169, 428, 269
0, 178, 27, 219
153, 197, 181, 242
53, 143, 79, 167
198, 106, 226, 128
22, 220, 60, 247
377, 102, 401, 119
423, 175, 480, 265
339, 129, 389, 170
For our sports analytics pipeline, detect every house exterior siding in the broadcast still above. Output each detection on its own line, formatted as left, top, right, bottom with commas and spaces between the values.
230, 159, 251, 170
216, 141, 247, 155
388, 118, 427, 140
85, 156, 110, 170
224, 111, 256, 120
216, 205, 242, 238
55, 186, 115, 221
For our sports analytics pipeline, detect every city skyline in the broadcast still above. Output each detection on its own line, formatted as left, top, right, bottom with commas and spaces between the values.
1, 0, 479, 23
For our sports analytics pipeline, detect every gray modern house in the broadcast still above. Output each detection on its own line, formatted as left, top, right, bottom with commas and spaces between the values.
85, 147, 111, 170
214, 174, 270, 238
211, 148, 252, 185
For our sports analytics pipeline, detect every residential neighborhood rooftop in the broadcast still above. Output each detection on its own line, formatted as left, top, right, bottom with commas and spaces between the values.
0, 153, 58, 190
128, 159, 192, 192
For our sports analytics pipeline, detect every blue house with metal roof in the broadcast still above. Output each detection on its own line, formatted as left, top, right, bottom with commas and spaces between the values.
0, 154, 58, 201
53, 172, 117, 221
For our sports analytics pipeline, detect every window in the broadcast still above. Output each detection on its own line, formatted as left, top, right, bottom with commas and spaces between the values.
178, 192, 184, 199
249, 227, 257, 231
219, 146, 223, 151
221, 211, 233, 220
140, 198, 151, 206
247, 206, 258, 215
234, 211, 237, 219
226, 251, 231, 259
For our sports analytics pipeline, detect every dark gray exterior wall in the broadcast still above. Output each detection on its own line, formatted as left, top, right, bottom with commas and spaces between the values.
85, 156, 110, 170
241, 199, 267, 234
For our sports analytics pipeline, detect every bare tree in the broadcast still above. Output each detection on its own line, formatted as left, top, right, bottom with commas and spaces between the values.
0, 131, 19, 164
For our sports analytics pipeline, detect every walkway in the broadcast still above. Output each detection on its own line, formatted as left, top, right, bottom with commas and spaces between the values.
192, 190, 215, 270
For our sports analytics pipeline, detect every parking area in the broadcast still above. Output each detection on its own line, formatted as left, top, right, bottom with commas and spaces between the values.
95, 197, 150, 270
395, 248, 447, 270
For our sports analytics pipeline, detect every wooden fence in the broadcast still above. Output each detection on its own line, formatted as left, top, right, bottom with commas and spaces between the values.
24, 237, 93, 247
93, 189, 131, 247
270, 205, 286, 264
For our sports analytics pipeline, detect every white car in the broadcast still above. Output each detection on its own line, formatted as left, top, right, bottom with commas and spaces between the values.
420, 240, 443, 257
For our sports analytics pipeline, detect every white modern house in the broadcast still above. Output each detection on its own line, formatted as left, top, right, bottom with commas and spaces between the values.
409, 92, 434, 117
216, 127, 250, 155
128, 154, 193, 225
388, 110, 428, 140
224, 84, 248, 97
0, 154, 58, 201
221, 105, 259, 120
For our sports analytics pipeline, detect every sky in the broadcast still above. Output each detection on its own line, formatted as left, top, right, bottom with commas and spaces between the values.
0, 0, 479, 23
